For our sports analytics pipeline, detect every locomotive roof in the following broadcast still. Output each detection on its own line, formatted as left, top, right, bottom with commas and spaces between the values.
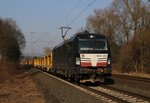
53, 30, 106, 49
74, 31, 106, 39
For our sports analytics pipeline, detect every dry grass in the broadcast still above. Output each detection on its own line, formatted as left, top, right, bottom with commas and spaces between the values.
0, 76, 46, 103
112, 64, 150, 78
113, 68, 150, 78
0, 61, 16, 82
0, 61, 46, 103
123, 72, 150, 78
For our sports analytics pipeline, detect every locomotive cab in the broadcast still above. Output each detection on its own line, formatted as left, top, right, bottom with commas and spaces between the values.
52, 31, 112, 83
74, 32, 112, 83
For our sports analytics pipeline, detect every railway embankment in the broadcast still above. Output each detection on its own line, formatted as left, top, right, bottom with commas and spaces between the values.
33, 68, 150, 103
33, 69, 106, 103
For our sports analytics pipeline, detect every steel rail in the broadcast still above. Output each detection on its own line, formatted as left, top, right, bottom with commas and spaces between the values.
101, 85, 150, 102
79, 84, 128, 103
112, 74, 150, 83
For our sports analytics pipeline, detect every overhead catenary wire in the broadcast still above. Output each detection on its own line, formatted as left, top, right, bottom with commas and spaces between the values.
33, 0, 82, 44
33, 0, 97, 48
67, 0, 97, 26
52, 0, 97, 42
33, 32, 50, 44
55, 0, 83, 27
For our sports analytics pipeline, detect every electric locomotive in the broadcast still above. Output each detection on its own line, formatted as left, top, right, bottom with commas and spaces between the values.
52, 30, 111, 83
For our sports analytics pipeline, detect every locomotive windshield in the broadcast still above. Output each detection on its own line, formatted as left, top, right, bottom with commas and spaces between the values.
79, 39, 108, 51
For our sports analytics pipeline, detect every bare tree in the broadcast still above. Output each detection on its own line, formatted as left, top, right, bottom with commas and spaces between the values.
111, 0, 132, 44
86, 9, 119, 62
44, 47, 52, 55
0, 18, 25, 61
86, 0, 150, 73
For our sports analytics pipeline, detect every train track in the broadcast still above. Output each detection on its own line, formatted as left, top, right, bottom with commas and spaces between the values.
37, 69, 150, 103
70, 79, 150, 102
79, 84, 128, 103
112, 74, 150, 83
78, 84, 150, 103
102, 85, 150, 101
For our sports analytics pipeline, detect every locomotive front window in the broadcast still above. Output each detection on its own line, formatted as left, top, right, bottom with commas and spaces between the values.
79, 40, 94, 51
94, 40, 107, 50
79, 39, 107, 51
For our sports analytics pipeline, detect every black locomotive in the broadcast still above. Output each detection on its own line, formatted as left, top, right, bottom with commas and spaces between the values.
52, 31, 111, 83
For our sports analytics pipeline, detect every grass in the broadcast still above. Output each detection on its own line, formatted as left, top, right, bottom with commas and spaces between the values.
0, 61, 16, 82
0, 61, 46, 103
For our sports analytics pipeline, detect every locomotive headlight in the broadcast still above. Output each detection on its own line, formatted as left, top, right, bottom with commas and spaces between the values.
76, 58, 80, 65
107, 58, 111, 65
90, 35, 94, 38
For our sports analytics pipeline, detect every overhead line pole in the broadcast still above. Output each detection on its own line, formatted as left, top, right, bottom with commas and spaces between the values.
31, 32, 35, 57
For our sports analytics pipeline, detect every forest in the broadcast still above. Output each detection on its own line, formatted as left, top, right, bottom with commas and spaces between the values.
86, 0, 150, 73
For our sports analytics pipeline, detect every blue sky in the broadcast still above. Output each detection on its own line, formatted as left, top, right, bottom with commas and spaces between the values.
0, 0, 113, 56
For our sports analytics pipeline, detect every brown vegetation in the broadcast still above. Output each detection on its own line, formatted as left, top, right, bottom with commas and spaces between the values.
0, 18, 25, 61
0, 61, 16, 82
86, 0, 150, 74
0, 62, 45, 103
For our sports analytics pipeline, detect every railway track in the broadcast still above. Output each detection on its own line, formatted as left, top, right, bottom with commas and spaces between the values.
112, 74, 150, 83
101, 85, 150, 102
79, 84, 128, 103
59, 76, 150, 102
67, 73, 150, 103
78, 83, 150, 103
37, 69, 150, 103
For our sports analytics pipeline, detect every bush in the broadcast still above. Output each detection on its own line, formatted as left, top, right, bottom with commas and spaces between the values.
0, 61, 17, 82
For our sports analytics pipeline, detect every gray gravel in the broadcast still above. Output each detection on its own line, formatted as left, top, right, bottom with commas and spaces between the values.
111, 77, 150, 97
33, 71, 105, 103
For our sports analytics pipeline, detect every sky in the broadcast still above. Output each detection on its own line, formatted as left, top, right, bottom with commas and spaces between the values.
0, 0, 113, 56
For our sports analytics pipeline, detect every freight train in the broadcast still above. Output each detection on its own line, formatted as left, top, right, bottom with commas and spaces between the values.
21, 31, 112, 83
